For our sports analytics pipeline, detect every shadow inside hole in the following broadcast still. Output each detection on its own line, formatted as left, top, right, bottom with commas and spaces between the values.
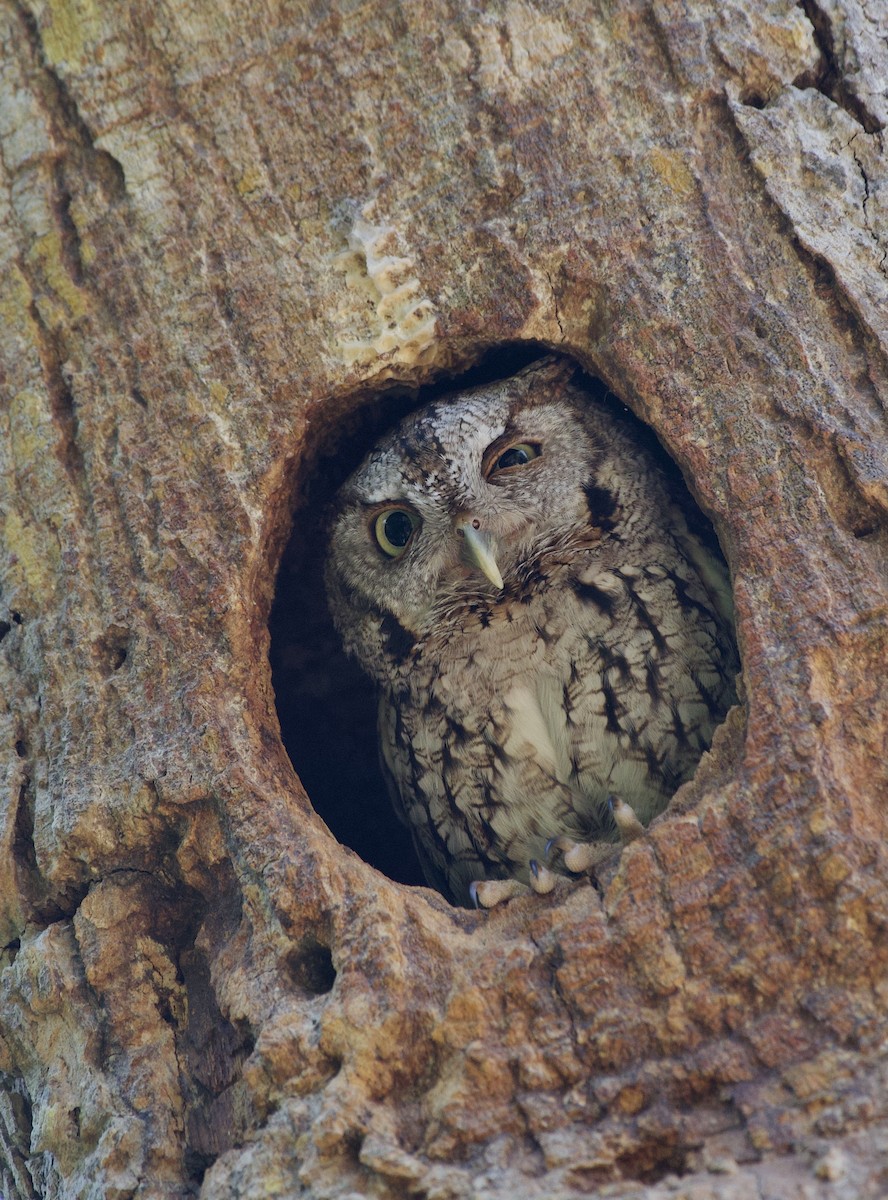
270, 430, 423, 888
269, 344, 736, 898
287, 940, 337, 996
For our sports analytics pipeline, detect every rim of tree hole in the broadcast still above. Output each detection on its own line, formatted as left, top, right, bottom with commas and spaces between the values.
268, 343, 741, 903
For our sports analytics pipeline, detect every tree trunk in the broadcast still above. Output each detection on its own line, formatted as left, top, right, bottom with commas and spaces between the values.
1, 0, 887, 1196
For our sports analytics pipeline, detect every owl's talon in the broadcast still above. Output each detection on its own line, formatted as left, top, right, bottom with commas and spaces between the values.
548, 836, 603, 874
544, 798, 646, 879
470, 878, 527, 908
529, 859, 557, 895
609, 794, 645, 843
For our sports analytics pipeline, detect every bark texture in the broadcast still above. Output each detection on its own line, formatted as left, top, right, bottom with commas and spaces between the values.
1, 0, 887, 1197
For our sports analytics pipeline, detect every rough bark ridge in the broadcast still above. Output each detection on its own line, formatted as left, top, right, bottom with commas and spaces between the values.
1, 0, 887, 1197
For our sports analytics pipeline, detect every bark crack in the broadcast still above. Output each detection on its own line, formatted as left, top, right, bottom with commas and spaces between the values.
0, 1078, 38, 1200
795, 0, 885, 134
850, 141, 887, 275
544, 268, 566, 341
12, 0, 127, 200
24, 292, 88, 488
7, 1, 127, 496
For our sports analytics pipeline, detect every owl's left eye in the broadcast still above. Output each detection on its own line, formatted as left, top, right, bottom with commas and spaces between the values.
488, 442, 541, 475
373, 507, 420, 558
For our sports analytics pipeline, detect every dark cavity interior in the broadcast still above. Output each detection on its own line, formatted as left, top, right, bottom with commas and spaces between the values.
269, 345, 734, 893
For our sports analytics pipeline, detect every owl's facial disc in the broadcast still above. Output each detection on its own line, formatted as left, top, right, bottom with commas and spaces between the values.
454, 519, 504, 590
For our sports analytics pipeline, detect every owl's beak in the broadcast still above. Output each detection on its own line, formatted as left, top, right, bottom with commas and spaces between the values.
456, 520, 504, 590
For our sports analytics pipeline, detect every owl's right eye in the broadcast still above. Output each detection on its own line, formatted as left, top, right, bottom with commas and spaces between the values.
373, 508, 420, 558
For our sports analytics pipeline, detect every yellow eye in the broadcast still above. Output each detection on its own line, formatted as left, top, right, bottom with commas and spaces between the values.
373, 507, 420, 557
491, 442, 541, 473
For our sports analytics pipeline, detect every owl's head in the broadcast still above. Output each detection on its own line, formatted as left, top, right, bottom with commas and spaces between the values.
324, 357, 635, 682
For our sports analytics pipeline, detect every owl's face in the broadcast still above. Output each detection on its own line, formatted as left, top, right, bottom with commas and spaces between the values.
325, 358, 621, 681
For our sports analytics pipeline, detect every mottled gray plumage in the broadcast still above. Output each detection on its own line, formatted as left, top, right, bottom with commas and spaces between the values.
325, 357, 737, 905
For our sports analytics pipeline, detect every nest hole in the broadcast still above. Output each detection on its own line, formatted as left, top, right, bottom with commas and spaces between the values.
287, 939, 337, 996
269, 345, 737, 900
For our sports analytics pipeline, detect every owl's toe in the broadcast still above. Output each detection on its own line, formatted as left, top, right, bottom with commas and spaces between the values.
545, 796, 646, 878
469, 878, 528, 908
608, 794, 645, 843
529, 859, 558, 895
546, 835, 606, 874
470, 863, 560, 907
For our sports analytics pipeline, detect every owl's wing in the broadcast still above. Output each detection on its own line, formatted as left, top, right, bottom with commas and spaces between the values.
377, 690, 492, 902
377, 692, 410, 831
559, 502, 738, 827
666, 495, 736, 637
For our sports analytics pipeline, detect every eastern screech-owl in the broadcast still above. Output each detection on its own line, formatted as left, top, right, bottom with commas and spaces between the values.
324, 357, 737, 906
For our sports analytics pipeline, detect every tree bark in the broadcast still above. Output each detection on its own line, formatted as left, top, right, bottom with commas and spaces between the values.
1, 0, 887, 1197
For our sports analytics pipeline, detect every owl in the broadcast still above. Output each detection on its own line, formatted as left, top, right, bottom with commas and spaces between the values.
324, 357, 738, 907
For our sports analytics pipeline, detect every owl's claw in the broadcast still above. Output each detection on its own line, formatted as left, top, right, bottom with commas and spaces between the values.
547, 835, 604, 874
470, 862, 558, 908
547, 796, 646, 875
469, 878, 528, 908
608, 794, 645, 843
471, 799, 646, 907
529, 859, 557, 894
